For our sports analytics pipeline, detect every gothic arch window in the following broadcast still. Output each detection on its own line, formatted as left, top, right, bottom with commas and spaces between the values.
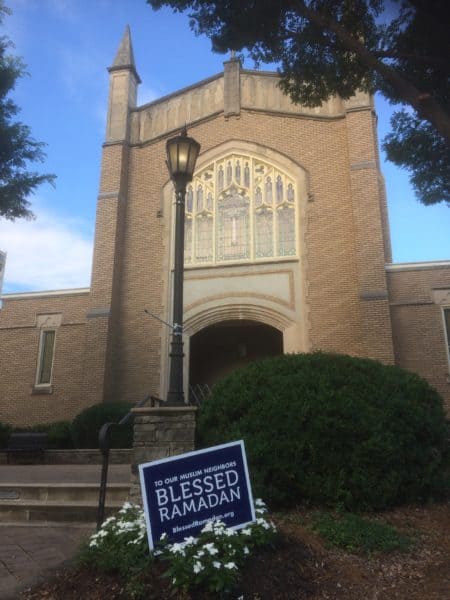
183, 153, 298, 266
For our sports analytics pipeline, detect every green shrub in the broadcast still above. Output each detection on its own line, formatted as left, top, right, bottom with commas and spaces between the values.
70, 402, 133, 449
6, 421, 73, 449
0, 422, 12, 448
197, 352, 449, 511
311, 512, 412, 554
46, 421, 73, 449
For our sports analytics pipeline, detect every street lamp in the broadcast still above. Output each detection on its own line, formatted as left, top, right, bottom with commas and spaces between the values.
165, 128, 200, 406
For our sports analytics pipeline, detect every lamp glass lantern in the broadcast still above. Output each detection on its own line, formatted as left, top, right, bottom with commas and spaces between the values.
166, 129, 201, 189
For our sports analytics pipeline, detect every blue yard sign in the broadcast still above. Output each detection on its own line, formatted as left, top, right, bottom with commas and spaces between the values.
139, 440, 256, 549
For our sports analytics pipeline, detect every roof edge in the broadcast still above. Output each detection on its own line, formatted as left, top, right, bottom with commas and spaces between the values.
1, 287, 91, 300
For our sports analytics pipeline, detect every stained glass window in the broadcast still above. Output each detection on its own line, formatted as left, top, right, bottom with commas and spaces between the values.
255, 207, 274, 258
184, 217, 192, 264
182, 153, 298, 265
217, 190, 250, 261
195, 215, 213, 263
278, 205, 296, 256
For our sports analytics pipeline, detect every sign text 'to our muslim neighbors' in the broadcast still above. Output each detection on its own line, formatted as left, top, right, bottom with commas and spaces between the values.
138, 441, 256, 549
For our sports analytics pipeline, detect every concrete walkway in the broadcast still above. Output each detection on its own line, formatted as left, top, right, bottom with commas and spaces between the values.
0, 523, 92, 599
0, 464, 131, 599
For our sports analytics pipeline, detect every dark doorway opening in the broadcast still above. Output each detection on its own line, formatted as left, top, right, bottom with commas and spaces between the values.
189, 320, 283, 390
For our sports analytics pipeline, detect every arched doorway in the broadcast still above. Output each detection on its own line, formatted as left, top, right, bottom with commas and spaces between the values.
189, 320, 283, 392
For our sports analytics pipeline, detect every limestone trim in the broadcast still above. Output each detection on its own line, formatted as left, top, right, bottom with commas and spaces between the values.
0, 321, 86, 331
86, 307, 111, 319
132, 406, 198, 415
241, 106, 346, 122
184, 256, 298, 273
103, 140, 129, 147
185, 268, 295, 312
1, 288, 90, 300
433, 289, 450, 306
186, 291, 293, 314
350, 160, 377, 171
386, 261, 450, 272
98, 191, 121, 200
135, 73, 223, 112
184, 303, 294, 336
344, 106, 372, 114
389, 301, 434, 307
360, 290, 389, 301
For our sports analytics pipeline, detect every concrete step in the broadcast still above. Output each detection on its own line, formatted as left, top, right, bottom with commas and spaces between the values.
0, 482, 130, 524
0, 482, 129, 503
0, 499, 124, 523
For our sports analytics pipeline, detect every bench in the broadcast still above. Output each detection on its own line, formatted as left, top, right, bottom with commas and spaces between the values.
6, 432, 48, 464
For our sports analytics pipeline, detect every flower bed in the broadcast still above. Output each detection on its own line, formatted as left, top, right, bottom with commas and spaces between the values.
80, 499, 276, 597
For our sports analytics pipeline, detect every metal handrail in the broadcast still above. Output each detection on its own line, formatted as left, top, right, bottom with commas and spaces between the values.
96, 394, 161, 530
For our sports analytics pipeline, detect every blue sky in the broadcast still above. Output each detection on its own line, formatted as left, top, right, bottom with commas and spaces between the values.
0, 0, 449, 293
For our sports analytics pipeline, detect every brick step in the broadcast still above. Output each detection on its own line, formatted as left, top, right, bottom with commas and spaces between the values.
0, 482, 129, 503
0, 499, 124, 523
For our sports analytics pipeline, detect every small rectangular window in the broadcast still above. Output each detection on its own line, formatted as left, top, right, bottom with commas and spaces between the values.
36, 330, 56, 386
444, 308, 450, 365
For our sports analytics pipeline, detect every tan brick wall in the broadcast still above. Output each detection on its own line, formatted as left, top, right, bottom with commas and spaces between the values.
0, 292, 91, 426
387, 266, 450, 411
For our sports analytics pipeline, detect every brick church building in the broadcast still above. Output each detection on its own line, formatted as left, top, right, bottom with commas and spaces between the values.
1, 28, 449, 427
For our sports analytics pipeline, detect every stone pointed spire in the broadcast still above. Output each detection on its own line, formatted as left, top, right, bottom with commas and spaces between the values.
108, 25, 141, 84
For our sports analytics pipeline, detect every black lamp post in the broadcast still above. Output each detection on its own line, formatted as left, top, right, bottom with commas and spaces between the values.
165, 128, 200, 406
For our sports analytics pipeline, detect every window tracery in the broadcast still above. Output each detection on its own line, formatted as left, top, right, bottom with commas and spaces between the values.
183, 153, 298, 266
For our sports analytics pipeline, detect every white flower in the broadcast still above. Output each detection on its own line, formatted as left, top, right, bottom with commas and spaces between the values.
184, 536, 196, 545
244, 546, 250, 555
256, 517, 270, 529
202, 521, 214, 533
193, 561, 204, 574
204, 543, 219, 555
213, 561, 221, 569
255, 498, 266, 506
225, 562, 237, 569
225, 528, 236, 536
160, 532, 168, 540
241, 528, 251, 535
102, 516, 116, 524
170, 542, 186, 555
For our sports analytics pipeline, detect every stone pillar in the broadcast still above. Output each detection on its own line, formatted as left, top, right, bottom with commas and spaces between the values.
130, 406, 197, 502
223, 57, 240, 117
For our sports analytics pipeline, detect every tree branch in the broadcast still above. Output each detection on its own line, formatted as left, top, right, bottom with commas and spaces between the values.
296, 0, 450, 142
373, 50, 448, 67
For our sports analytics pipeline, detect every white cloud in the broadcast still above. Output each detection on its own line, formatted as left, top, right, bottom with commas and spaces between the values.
0, 205, 93, 293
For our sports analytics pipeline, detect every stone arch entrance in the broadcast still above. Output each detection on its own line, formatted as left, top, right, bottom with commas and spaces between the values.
189, 320, 283, 390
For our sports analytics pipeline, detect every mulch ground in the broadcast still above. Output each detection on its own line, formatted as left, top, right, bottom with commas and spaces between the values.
21, 502, 450, 599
